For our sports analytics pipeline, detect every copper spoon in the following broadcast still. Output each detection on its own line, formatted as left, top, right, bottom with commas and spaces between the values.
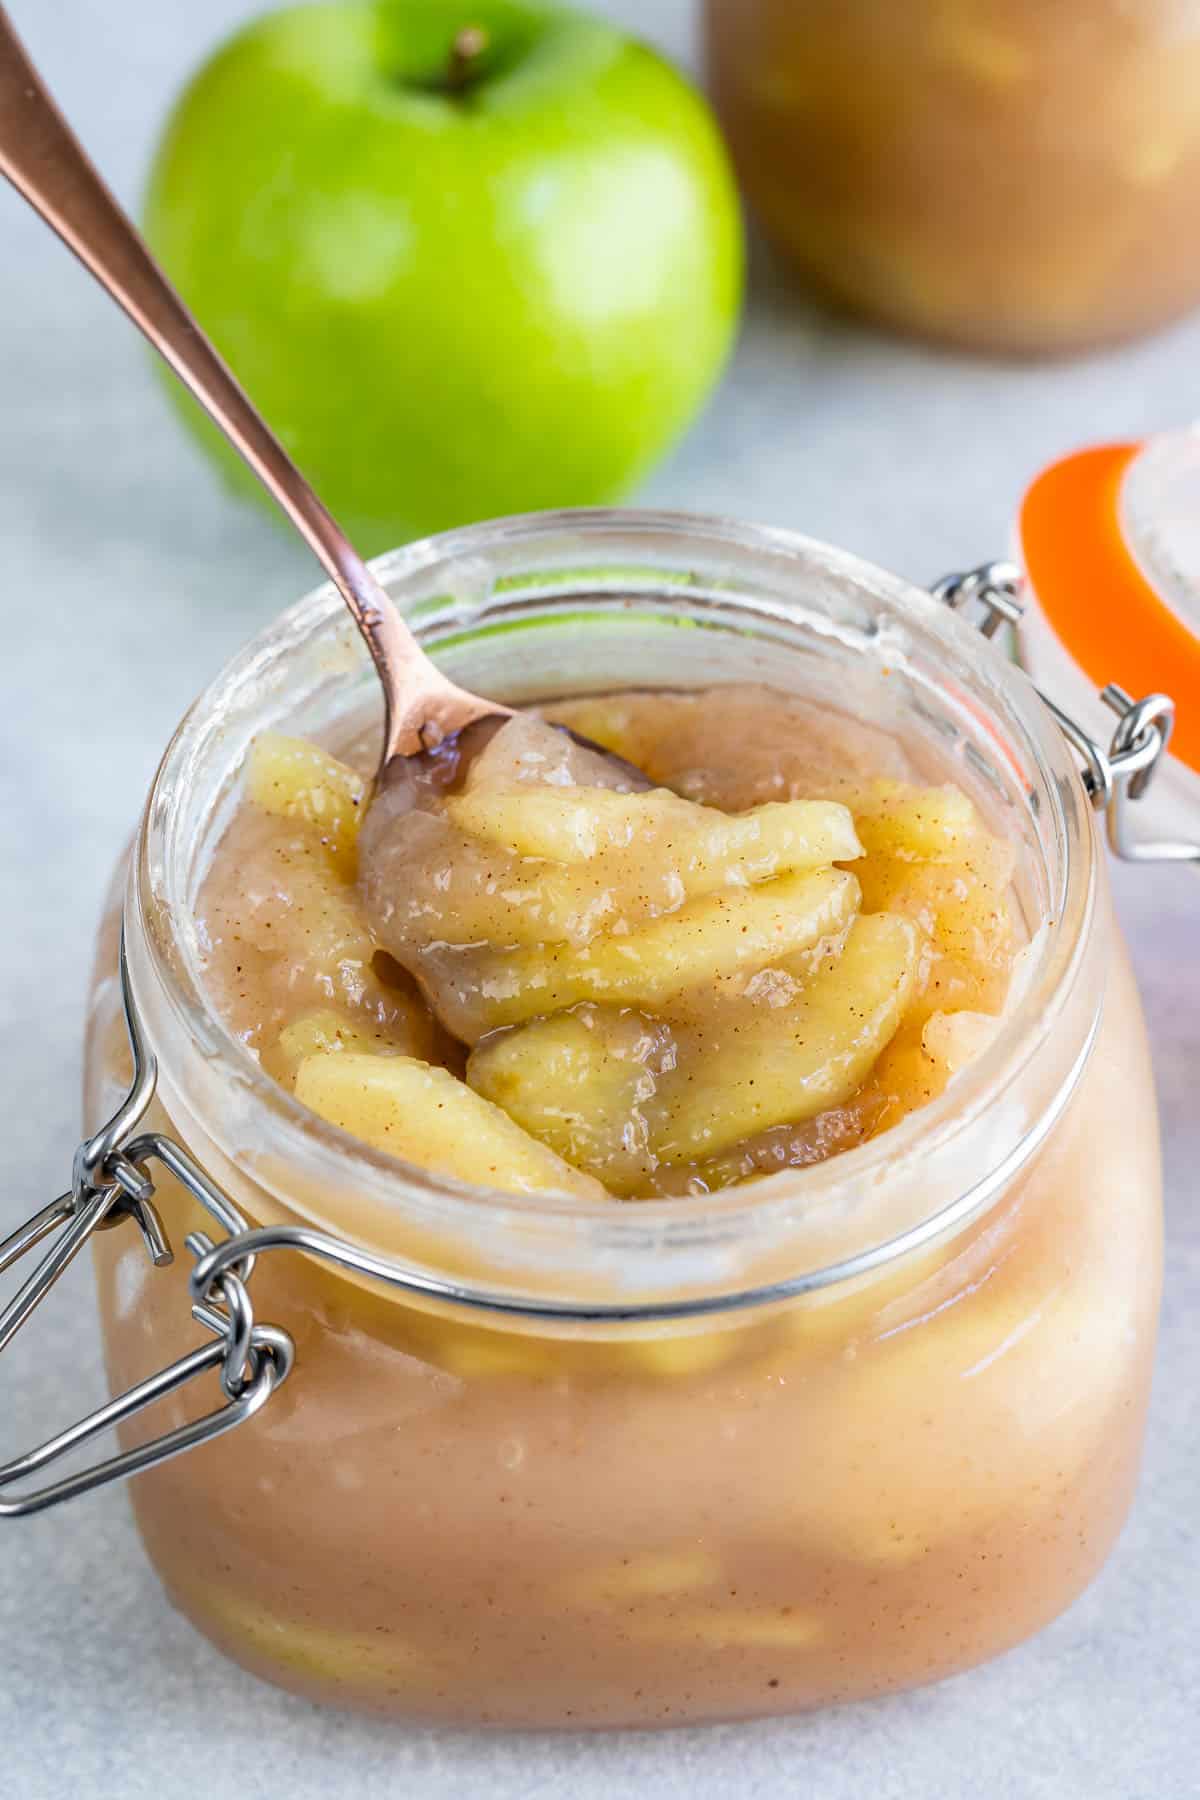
0, 7, 568, 779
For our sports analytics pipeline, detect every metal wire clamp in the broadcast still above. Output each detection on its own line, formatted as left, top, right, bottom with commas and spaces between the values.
935, 561, 1200, 867
0, 942, 294, 1518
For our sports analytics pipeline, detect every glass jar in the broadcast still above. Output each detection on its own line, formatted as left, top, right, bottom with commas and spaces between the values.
704, 0, 1200, 353
58, 514, 1162, 1724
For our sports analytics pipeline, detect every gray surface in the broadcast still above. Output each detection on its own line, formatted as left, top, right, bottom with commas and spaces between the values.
1, 2, 1198, 1795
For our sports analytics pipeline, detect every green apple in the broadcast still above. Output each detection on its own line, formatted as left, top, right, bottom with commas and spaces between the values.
144, 0, 743, 551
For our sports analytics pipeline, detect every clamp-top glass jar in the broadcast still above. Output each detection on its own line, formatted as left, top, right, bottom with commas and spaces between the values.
705, 0, 1200, 352
1, 514, 1168, 1726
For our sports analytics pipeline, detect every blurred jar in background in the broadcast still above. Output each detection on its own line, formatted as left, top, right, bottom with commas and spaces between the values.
704, 0, 1200, 353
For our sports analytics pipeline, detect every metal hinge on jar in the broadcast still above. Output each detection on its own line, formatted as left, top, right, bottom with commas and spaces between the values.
0, 941, 294, 1518
935, 561, 1200, 867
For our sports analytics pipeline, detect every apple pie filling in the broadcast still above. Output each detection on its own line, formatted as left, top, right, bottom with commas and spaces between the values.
198, 684, 1018, 1199
90, 665, 1160, 1725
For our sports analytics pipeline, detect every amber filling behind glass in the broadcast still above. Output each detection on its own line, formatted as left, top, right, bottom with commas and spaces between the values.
195, 683, 1018, 1201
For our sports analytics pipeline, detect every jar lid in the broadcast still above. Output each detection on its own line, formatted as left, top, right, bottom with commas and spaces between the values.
1018, 430, 1200, 776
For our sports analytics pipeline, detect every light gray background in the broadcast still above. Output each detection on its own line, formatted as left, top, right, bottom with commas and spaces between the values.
2, 3, 1197, 1796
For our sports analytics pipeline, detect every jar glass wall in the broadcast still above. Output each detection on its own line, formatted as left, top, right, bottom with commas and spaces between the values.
704, 0, 1200, 353
85, 513, 1162, 1725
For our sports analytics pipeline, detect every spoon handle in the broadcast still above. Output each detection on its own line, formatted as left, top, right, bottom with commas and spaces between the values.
0, 6, 428, 758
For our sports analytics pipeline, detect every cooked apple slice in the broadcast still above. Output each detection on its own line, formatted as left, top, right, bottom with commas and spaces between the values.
179, 1578, 437, 1692
449, 784, 860, 877
861, 1021, 948, 1137
848, 780, 979, 862
632, 1606, 825, 1649
446, 868, 860, 1040
279, 1009, 381, 1060
234, 848, 415, 1026
467, 1005, 674, 1195
200, 811, 428, 1050
556, 1548, 723, 1610
436, 789, 858, 945
426, 1323, 558, 1381
294, 1052, 608, 1199
265, 1009, 387, 1085
650, 911, 921, 1164
360, 809, 626, 951
851, 777, 1015, 1019
246, 732, 365, 877
863, 1006, 1003, 1136
857, 851, 1013, 1016
262, 1005, 437, 1086
624, 1330, 742, 1377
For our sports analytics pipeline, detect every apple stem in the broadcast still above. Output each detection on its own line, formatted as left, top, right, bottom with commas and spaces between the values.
446, 25, 489, 94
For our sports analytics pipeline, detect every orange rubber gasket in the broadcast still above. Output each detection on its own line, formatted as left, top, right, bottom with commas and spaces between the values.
1019, 441, 1200, 775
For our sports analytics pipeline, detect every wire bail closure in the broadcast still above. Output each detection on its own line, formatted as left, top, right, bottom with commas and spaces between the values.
935, 561, 1200, 867
0, 939, 294, 1518
2, 559, 1194, 1517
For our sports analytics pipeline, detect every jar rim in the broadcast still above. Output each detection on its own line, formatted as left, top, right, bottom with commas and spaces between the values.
128, 507, 1100, 1318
